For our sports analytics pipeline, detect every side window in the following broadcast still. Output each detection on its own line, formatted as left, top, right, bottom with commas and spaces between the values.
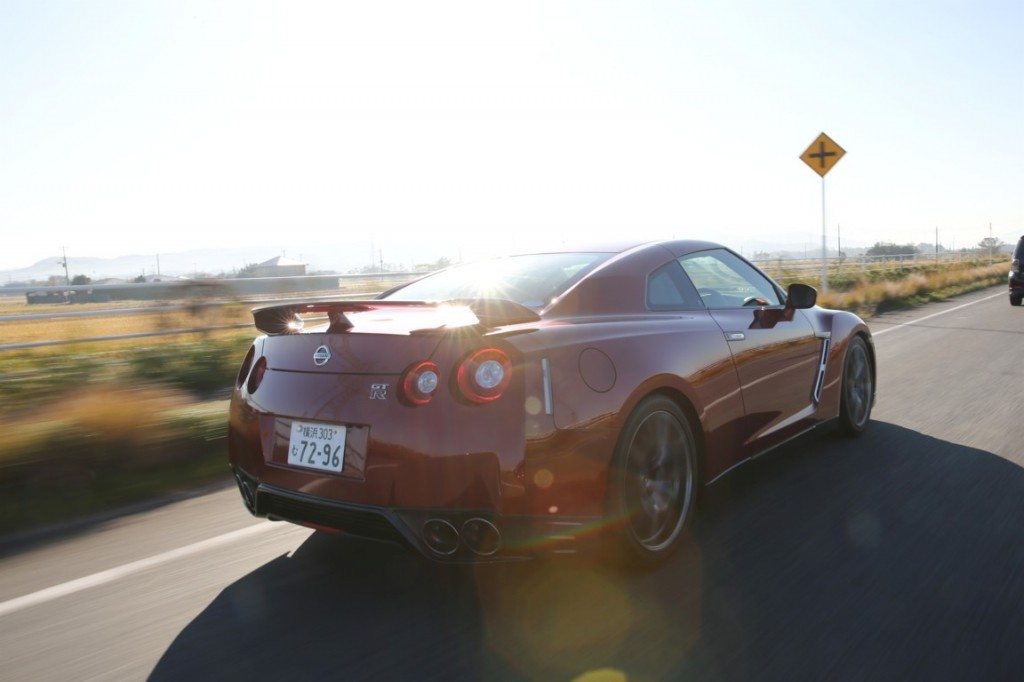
646, 261, 704, 310
678, 249, 781, 309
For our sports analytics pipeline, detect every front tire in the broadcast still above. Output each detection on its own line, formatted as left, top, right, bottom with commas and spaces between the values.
838, 336, 874, 436
606, 395, 698, 567
1010, 294, 1022, 306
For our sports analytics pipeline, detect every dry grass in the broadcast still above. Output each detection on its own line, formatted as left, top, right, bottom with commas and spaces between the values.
0, 297, 174, 316
0, 387, 229, 532
0, 306, 251, 345
3, 328, 252, 359
815, 262, 1006, 315
0, 385, 194, 465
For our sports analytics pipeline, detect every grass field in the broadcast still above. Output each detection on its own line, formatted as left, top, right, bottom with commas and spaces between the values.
0, 307, 251, 346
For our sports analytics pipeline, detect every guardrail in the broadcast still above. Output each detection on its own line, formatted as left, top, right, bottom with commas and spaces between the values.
750, 251, 996, 274
0, 290, 390, 323
0, 271, 422, 297
0, 289, 398, 352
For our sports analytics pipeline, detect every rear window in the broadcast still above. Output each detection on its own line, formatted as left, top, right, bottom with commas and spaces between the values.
383, 252, 612, 309
647, 261, 704, 310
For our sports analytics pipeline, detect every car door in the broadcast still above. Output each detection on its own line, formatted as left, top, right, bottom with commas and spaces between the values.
678, 249, 823, 454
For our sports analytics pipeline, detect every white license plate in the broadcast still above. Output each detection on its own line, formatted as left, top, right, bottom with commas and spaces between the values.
288, 420, 346, 473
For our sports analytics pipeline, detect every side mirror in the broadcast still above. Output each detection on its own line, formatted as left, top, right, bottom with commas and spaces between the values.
786, 282, 817, 309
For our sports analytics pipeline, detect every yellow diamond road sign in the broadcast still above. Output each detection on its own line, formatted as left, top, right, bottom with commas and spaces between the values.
800, 132, 845, 177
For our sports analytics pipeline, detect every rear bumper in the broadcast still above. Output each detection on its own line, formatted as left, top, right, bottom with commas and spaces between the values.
233, 466, 600, 562
1009, 272, 1024, 292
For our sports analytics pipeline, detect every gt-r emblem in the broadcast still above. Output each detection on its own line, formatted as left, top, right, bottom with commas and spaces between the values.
312, 345, 331, 366
369, 383, 389, 400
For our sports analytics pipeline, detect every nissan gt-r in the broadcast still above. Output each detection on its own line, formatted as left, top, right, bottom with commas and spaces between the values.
228, 240, 875, 564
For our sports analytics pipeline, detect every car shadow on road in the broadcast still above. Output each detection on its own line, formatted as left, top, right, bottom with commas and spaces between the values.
150, 422, 1024, 681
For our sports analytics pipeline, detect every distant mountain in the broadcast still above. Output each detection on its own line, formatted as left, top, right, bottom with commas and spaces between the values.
0, 244, 456, 283
0, 249, 293, 282
0, 235, 893, 284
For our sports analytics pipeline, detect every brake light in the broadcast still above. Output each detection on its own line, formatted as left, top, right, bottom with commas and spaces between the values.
236, 345, 255, 388
247, 357, 267, 393
456, 348, 511, 404
1013, 259, 1020, 273
400, 360, 440, 406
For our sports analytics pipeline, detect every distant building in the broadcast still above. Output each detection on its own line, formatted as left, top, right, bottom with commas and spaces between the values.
137, 274, 188, 283
252, 256, 307, 278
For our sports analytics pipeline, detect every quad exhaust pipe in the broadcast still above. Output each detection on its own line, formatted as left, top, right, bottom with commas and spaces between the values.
421, 519, 459, 556
421, 517, 502, 557
461, 518, 501, 556
233, 468, 256, 513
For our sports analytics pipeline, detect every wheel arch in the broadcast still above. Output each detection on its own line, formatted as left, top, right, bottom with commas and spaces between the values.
854, 330, 877, 404
615, 381, 707, 483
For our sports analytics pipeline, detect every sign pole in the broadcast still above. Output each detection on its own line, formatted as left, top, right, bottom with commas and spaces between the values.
821, 176, 827, 292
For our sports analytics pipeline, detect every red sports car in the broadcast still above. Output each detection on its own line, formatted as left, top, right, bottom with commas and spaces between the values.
228, 241, 875, 564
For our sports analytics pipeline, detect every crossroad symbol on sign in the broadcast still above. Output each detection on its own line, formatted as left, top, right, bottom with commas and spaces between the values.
800, 132, 846, 177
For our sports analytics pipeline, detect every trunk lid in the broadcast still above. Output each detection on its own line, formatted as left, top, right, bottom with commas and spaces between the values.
263, 330, 444, 374
252, 299, 540, 374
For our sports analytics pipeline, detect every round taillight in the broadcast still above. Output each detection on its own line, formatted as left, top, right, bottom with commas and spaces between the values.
236, 345, 256, 388
247, 357, 267, 394
457, 348, 511, 404
401, 360, 440, 406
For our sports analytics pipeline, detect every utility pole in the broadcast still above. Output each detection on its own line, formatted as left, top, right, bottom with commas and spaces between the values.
989, 222, 994, 262
60, 246, 70, 286
935, 227, 939, 262
156, 253, 161, 276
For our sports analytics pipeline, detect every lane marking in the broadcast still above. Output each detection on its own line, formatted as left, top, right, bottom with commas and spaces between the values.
872, 291, 1005, 337
0, 522, 290, 618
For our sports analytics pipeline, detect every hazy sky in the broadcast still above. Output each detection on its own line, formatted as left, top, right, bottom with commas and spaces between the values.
2, 0, 1022, 270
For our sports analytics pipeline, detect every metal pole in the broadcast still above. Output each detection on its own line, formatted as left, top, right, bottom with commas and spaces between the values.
61, 246, 70, 286
821, 177, 828, 292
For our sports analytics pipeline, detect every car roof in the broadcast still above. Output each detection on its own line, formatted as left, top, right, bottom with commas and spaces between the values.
509, 239, 728, 258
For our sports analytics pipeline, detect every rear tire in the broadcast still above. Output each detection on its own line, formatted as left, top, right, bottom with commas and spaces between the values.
838, 336, 873, 437
1010, 294, 1022, 306
606, 395, 698, 567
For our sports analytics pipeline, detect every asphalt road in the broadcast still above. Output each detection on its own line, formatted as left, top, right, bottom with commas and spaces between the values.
2, 286, 1023, 681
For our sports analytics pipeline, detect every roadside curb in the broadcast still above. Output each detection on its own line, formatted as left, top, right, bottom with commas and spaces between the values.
0, 476, 234, 558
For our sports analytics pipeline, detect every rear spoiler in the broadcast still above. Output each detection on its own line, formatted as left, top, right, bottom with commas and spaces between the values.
251, 298, 541, 335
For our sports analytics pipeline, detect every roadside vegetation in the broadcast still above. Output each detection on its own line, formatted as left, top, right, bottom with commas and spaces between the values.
0, 333, 252, 533
0, 258, 1010, 534
767, 259, 1006, 315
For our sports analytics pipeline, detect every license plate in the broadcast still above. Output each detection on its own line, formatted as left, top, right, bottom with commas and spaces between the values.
288, 420, 346, 473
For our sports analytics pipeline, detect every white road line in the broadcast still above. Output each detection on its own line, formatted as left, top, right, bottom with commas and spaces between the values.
0, 521, 288, 618
872, 291, 1004, 337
